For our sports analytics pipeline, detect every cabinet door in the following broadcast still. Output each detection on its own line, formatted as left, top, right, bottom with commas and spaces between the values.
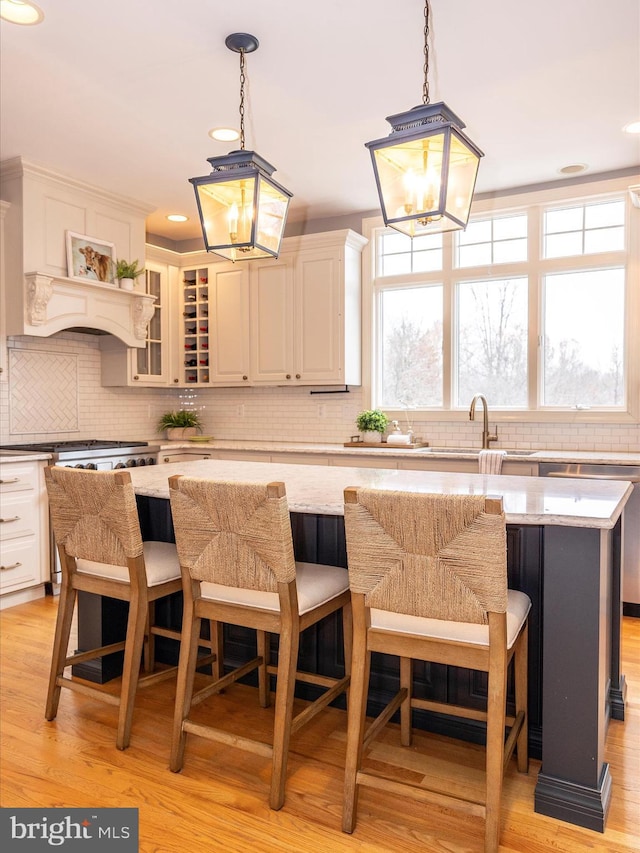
131, 261, 174, 385
208, 264, 251, 385
294, 249, 343, 384
101, 261, 177, 387
250, 257, 295, 383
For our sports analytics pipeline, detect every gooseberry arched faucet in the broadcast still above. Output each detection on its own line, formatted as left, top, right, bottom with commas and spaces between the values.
469, 394, 498, 449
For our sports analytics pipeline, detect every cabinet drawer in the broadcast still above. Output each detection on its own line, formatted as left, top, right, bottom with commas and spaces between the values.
0, 535, 41, 593
0, 461, 39, 493
0, 492, 40, 540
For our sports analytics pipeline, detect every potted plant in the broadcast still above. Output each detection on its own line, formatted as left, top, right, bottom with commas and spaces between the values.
115, 259, 145, 291
157, 409, 202, 440
356, 409, 389, 443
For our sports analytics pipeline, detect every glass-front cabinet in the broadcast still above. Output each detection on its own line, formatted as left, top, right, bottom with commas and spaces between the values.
101, 259, 180, 387
134, 264, 164, 381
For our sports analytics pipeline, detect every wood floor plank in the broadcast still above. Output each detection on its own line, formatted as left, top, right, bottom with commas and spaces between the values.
1, 598, 638, 853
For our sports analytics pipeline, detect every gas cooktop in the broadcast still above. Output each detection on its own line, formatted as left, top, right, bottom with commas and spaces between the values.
1, 440, 151, 453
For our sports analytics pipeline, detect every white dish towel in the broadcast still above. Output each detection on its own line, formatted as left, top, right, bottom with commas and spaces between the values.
478, 449, 507, 474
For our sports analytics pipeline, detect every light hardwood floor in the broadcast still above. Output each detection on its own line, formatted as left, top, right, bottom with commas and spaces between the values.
1, 596, 638, 853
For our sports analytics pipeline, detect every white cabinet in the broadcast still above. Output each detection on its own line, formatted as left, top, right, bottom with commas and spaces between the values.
250, 257, 295, 384
101, 259, 181, 387
250, 229, 366, 386
207, 264, 251, 386
0, 459, 49, 607
101, 229, 367, 388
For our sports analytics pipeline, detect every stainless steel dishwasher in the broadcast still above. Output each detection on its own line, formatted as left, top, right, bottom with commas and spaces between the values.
539, 462, 640, 616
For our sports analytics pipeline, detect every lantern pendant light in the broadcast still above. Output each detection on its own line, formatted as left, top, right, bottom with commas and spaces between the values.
189, 33, 292, 261
366, 1, 483, 238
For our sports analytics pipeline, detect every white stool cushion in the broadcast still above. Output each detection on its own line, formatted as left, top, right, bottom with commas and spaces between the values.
371, 589, 531, 649
76, 540, 181, 586
200, 561, 349, 615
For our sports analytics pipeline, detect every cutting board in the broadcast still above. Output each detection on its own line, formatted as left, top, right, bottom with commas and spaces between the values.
343, 441, 429, 449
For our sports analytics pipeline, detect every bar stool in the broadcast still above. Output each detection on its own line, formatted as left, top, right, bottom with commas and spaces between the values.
168, 475, 352, 810
342, 487, 530, 853
44, 466, 217, 750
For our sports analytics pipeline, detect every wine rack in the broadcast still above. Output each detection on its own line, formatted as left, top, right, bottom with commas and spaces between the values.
182, 268, 209, 384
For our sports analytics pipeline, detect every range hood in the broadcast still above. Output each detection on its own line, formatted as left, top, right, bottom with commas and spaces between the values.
0, 158, 155, 348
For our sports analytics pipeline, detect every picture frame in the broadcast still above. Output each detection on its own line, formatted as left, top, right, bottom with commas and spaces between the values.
65, 231, 116, 284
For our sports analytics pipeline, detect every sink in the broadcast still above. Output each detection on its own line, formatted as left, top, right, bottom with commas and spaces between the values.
417, 447, 536, 457
417, 447, 478, 454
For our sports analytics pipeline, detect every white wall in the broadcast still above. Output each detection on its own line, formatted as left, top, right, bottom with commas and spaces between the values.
1, 331, 638, 451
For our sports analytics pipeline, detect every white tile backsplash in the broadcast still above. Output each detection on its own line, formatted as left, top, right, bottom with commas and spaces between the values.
1, 333, 638, 451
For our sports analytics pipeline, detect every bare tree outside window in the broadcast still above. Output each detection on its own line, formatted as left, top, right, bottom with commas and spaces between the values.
542, 269, 625, 406
379, 287, 443, 407
456, 278, 528, 407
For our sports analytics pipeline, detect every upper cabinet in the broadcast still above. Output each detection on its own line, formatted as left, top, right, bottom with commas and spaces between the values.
101, 256, 180, 386
103, 229, 367, 388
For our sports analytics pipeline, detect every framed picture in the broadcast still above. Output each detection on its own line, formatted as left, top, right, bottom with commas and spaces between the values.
66, 231, 116, 284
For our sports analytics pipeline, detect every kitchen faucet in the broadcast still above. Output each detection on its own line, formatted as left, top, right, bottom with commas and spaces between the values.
469, 394, 499, 449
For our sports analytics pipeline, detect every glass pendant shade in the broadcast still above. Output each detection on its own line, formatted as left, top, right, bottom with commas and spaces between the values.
366, 102, 483, 237
190, 150, 291, 261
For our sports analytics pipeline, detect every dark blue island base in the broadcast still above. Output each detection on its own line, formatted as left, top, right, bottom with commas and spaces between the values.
72, 495, 625, 833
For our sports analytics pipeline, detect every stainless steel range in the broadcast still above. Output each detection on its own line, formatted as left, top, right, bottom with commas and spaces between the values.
1, 439, 160, 470
0, 440, 160, 587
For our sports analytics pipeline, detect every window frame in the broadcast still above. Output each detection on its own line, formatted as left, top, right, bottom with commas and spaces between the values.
361, 174, 640, 424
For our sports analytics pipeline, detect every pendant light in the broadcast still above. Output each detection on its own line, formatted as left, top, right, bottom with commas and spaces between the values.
189, 33, 292, 261
366, 1, 483, 237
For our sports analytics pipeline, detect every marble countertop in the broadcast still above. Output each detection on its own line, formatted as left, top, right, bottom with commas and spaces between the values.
0, 450, 51, 463
129, 457, 633, 529
158, 439, 640, 466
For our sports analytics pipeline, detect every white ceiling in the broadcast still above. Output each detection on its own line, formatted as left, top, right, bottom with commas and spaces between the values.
1, 0, 639, 244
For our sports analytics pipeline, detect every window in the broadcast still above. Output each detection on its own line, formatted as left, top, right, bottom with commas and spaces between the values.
542, 268, 625, 406
455, 277, 528, 407
543, 200, 625, 258
456, 214, 527, 267
379, 285, 443, 407
370, 187, 632, 417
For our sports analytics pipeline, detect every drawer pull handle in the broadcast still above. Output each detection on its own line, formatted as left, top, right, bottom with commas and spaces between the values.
1, 562, 22, 571
0, 516, 20, 523
0, 478, 20, 485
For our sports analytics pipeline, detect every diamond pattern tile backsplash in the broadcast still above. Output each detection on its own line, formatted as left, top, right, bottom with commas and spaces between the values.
9, 348, 79, 434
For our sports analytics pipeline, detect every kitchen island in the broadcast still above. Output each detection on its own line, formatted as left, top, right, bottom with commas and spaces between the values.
81, 459, 631, 832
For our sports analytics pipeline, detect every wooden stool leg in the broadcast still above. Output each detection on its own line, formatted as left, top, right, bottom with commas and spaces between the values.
485, 644, 508, 852
257, 630, 271, 708
514, 623, 529, 773
400, 657, 412, 747
269, 627, 299, 810
170, 602, 202, 773
343, 596, 370, 834
342, 600, 353, 679
45, 577, 77, 721
116, 585, 148, 750
143, 601, 155, 673
210, 620, 224, 683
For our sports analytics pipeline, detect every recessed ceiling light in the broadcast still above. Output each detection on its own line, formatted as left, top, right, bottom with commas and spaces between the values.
208, 127, 240, 142
166, 214, 189, 223
0, 0, 44, 25
622, 120, 640, 134
558, 163, 588, 175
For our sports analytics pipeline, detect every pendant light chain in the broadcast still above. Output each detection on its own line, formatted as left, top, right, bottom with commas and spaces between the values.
239, 49, 246, 150
423, 0, 430, 105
